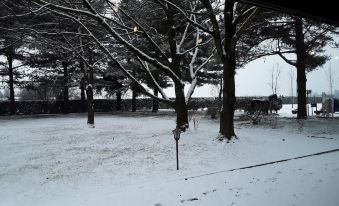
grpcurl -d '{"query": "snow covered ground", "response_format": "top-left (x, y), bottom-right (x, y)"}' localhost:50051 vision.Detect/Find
top-left (0, 110), bottom-right (339, 206)
top-left (279, 103), bottom-right (339, 118)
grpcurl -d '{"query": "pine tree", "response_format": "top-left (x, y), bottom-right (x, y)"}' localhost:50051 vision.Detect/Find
top-left (0, 1), bottom-right (29, 114)
top-left (254, 14), bottom-right (336, 118)
top-left (25, 0), bottom-right (216, 130)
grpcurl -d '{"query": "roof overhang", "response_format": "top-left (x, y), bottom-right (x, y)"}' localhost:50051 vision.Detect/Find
top-left (237, 0), bottom-right (339, 27)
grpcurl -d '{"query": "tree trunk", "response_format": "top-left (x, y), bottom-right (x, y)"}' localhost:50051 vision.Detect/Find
top-left (87, 62), bottom-right (94, 127)
top-left (132, 87), bottom-right (137, 112)
top-left (219, 60), bottom-right (236, 139)
top-left (62, 62), bottom-right (69, 114)
top-left (174, 82), bottom-right (189, 130)
top-left (166, 13), bottom-right (189, 130)
top-left (152, 87), bottom-right (159, 113)
top-left (80, 77), bottom-right (86, 112)
top-left (219, 0), bottom-right (236, 140)
top-left (86, 84), bottom-right (94, 126)
top-left (86, 47), bottom-right (95, 126)
top-left (295, 17), bottom-right (307, 119)
top-left (6, 48), bottom-right (15, 115)
top-left (218, 76), bottom-right (223, 109)
top-left (116, 91), bottom-right (122, 111)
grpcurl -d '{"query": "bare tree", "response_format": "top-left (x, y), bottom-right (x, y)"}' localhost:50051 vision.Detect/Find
top-left (289, 68), bottom-right (295, 108)
top-left (268, 63), bottom-right (281, 94)
top-left (325, 62), bottom-right (335, 98)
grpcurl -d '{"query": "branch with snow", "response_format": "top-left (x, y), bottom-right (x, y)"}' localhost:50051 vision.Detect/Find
top-left (138, 59), bottom-right (169, 100)
top-left (28, 0), bottom-right (219, 106)
top-left (105, 1), bottom-right (168, 61)
top-left (233, 7), bottom-right (261, 44)
top-left (30, 0), bottom-right (182, 84)
top-left (63, 11), bottom-right (173, 104)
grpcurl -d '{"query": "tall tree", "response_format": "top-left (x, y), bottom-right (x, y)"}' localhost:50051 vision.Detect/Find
top-left (27, 0), bottom-right (215, 130)
top-left (0, 4), bottom-right (27, 114)
top-left (261, 16), bottom-right (336, 118)
top-left (197, 0), bottom-right (264, 139)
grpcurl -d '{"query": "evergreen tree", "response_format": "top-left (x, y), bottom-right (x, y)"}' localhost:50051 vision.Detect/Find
top-left (199, 0), bottom-right (271, 139)
top-left (252, 14), bottom-right (336, 118)
top-left (25, 0), bottom-right (215, 129)
top-left (0, 0), bottom-right (29, 114)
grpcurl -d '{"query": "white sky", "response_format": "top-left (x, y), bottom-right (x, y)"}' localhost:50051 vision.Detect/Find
top-left (165, 45), bottom-right (339, 98)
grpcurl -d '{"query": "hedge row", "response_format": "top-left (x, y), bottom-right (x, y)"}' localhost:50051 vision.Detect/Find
top-left (0, 96), bottom-right (321, 115)
top-left (0, 98), bottom-right (217, 115)
top-left (0, 99), bottom-right (154, 115)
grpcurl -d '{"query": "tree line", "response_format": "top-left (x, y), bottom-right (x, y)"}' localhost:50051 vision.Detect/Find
top-left (0, 0), bottom-right (337, 140)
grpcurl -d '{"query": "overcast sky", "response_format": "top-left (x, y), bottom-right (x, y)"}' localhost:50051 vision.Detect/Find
top-left (168, 45), bottom-right (339, 98)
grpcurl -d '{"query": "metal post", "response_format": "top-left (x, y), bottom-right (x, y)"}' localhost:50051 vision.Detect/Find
top-left (173, 128), bottom-right (181, 170)
top-left (176, 139), bottom-right (179, 170)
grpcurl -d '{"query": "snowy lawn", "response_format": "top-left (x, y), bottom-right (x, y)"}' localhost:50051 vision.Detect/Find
top-left (0, 112), bottom-right (339, 206)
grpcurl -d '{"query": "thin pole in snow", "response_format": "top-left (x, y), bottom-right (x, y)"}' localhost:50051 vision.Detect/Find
top-left (176, 139), bottom-right (179, 170)
top-left (173, 128), bottom-right (181, 170)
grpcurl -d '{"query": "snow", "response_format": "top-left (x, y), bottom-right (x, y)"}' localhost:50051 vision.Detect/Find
top-left (279, 103), bottom-right (339, 118)
top-left (0, 111), bottom-right (339, 206)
